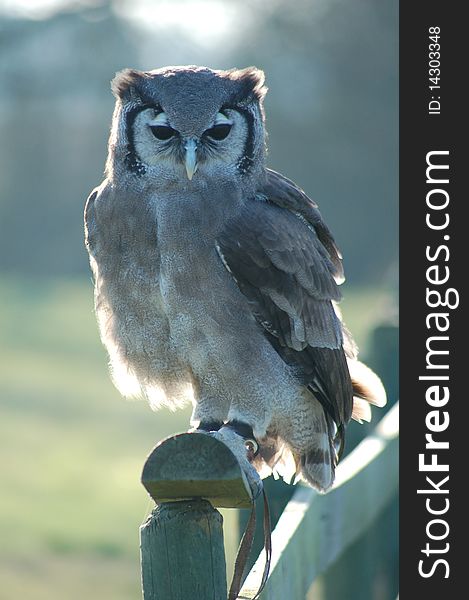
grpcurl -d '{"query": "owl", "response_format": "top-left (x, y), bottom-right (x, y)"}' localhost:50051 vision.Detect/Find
top-left (84, 65), bottom-right (386, 493)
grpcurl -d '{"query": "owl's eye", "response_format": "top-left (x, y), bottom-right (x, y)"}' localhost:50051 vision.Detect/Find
top-left (150, 125), bottom-right (177, 141)
top-left (204, 124), bottom-right (232, 141)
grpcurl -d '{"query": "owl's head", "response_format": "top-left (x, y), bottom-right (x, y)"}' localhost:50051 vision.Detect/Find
top-left (106, 65), bottom-right (267, 188)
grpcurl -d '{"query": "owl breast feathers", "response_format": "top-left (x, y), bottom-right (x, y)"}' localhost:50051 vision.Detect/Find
top-left (84, 65), bottom-right (386, 492)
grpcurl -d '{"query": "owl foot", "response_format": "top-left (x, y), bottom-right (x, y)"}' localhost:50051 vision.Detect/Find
top-left (195, 420), bottom-right (224, 432)
top-left (207, 424), bottom-right (263, 500)
top-left (223, 420), bottom-right (260, 460)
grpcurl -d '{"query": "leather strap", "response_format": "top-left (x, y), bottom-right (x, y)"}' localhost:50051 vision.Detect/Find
top-left (255, 489), bottom-right (272, 599)
top-left (228, 489), bottom-right (272, 600)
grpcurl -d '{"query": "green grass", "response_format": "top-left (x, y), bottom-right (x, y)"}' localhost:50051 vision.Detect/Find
top-left (0, 276), bottom-right (393, 599)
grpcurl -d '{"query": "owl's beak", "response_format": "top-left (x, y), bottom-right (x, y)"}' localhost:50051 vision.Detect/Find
top-left (184, 138), bottom-right (198, 180)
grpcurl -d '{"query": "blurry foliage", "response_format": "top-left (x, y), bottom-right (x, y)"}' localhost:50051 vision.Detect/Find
top-left (0, 0), bottom-right (397, 285)
top-left (0, 276), bottom-right (392, 599)
top-left (0, 2), bottom-right (397, 598)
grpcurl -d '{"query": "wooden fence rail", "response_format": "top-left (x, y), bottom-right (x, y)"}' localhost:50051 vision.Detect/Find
top-left (239, 402), bottom-right (399, 599)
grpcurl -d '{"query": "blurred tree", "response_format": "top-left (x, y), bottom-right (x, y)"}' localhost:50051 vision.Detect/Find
top-left (0, 2), bottom-right (138, 275)
top-left (0, 0), bottom-right (397, 285)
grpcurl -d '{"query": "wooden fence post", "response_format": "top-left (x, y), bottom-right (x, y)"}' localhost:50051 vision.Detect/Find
top-left (139, 432), bottom-right (254, 600)
top-left (140, 499), bottom-right (226, 600)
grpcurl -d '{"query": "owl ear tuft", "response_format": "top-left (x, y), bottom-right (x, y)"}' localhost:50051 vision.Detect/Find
top-left (227, 67), bottom-right (267, 104)
top-left (111, 68), bottom-right (146, 101)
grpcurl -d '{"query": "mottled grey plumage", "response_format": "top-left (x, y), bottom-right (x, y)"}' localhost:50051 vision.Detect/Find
top-left (84, 65), bottom-right (386, 492)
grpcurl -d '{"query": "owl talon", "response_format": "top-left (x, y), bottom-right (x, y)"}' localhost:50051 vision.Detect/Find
top-left (195, 420), bottom-right (224, 432)
top-left (223, 420), bottom-right (260, 460)
top-left (209, 425), bottom-right (263, 499)
top-left (244, 438), bottom-right (259, 460)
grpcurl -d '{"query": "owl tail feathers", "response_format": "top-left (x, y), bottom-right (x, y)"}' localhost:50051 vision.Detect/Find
top-left (297, 435), bottom-right (336, 493)
top-left (348, 359), bottom-right (387, 423)
top-left (256, 432), bottom-right (336, 493)
top-left (281, 361), bottom-right (387, 492)
top-left (255, 361), bottom-right (387, 493)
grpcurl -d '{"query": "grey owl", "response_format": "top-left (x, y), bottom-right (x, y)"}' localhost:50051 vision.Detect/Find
top-left (84, 65), bottom-right (386, 492)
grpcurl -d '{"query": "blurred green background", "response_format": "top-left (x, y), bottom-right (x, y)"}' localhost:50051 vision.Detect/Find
top-left (0, 1), bottom-right (398, 598)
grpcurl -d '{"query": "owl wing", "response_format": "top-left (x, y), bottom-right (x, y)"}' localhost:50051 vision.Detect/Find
top-left (216, 168), bottom-right (353, 453)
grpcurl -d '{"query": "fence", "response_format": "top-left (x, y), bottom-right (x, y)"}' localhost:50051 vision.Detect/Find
top-left (239, 402), bottom-right (399, 599)
top-left (138, 400), bottom-right (399, 599)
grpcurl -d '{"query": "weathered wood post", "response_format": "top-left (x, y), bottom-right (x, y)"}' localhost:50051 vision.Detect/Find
top-left (140, 432), bottom-right (254, 600)
top-left (140, 499), bottom-right (226, 600)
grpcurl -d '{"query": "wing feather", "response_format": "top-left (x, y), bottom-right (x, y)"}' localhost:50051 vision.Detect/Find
top-left (217, 169), bottom-right (354, 447)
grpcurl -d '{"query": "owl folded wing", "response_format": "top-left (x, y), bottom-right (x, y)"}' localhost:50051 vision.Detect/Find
top-left (216, 169), bottom-right (354, 451)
